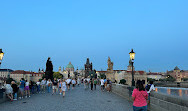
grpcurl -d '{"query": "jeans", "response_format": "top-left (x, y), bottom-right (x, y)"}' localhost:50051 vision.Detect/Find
top-left (31, 86), bottom-right (35, 94)
top-left (13, 93), bottom-right (17, 99)
top-left (94, 84), bottom-right (96, 90)
top-left (133, 105), bottom-right (147, 111)
top-left (37, 85), bottom-right (40, 93)
top-left (47, 86), bottom-right (51, 93)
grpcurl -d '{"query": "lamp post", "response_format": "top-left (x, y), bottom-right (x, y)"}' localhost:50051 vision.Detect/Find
top-left (129, 49), bottom-right (135, 86)
top-left (0, 49), bottom-right (4, 68)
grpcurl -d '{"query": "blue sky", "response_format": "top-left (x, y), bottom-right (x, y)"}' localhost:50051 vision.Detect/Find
top-left (0, 0), bottom-right (188, 72)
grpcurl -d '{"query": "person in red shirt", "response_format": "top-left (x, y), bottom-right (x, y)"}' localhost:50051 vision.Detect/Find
top-left (132, 80), bottom-right (148, 111)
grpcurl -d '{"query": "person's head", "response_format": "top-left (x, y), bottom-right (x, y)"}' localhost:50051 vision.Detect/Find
top-left (54, 78), bottom-right (56, 81)
top-left (25, 80), bottom-right (27, 82)
top-left (38, 79), bottom-right (40, 82)
top-left (149, 81), bottom-right (153, 85)
top-left (11, 81), bottom-right (15, 84)
top-left (43, 78), bottom-right (46, 80)
top-left (63, 79), bottom-right (65, 82)
top-left (48, 79), bottom-right (50, 81)
top-left (136, 80), bottom-right (145, 91)
top-left (21, 78), bottom-right (24, 81)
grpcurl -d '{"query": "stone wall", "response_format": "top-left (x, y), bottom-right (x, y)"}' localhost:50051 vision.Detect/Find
top-left (0, 90), bottom-right (7, 103)
top-left (111, 83), bottom-right (188, 111)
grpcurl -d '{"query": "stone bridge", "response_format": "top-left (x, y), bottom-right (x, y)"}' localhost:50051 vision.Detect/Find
top-left (0, 85), bottom-right (133, 111)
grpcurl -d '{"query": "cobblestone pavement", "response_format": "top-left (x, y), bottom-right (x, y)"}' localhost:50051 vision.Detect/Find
top-left (0, 85), bottom-right (133, 111)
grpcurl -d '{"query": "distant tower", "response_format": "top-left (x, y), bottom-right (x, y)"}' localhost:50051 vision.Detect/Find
top-left (85, 58), bottom-right (93, 78)
top-left (127, 59), bottom-right (135, 71)
top-left (59, 66), bottom-right (61, 72)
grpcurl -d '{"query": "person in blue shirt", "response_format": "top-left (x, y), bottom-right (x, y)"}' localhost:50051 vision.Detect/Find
top-left (19, 78), bottom-right (25, 99)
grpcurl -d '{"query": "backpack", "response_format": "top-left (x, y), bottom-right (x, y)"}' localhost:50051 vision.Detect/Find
top-left (145, 84), bottom-right (151, 91)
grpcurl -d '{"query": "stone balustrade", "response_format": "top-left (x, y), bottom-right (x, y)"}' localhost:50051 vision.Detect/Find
top-left (111, 83), bottom-right (188, 111)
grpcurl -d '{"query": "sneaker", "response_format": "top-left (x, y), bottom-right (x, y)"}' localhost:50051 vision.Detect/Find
top-left (13, 99), bottom-right (17, 101)
top-left (19, 97), bottom-right (22, 99)
top-left (22, 97), bottom-right (23, 99)
top-left (29, 96), bottom-right (30, 98)
top-left (25, 96), bottom-right (27, 98)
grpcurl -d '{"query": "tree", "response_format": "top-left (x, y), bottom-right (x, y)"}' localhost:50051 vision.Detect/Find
top-left (119, 79), bottom-right (126, 84)
top-left (99, 73), bottom-right (106, 79)
top-left (53, 72), bottom-right (63, 79)
top-left (166, 75), bottom-right (176, 82)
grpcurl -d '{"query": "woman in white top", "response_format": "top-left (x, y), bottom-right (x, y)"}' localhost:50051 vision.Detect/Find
top-left (25, 80), bottom-right (30, 98)
top-left (61, 79), bottom-right (67, 97)
top-left (72, 79), bottom-right (76, 89)
top-left (77, 78), bottom-right (81, 86)
top-left (46, 79), bottom-right (52, 93)
top-left (5, 81), bottom-right (13, 101)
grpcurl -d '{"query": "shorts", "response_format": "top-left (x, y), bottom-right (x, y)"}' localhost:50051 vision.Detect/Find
top-left (20, 88), bottom-right (24, 92)
top-left (24, 86), bottom-right (29, 90)
top-left (52, 86), bottom-right (57, 90)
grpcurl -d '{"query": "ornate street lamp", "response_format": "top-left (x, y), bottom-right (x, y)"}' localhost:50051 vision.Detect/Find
top-left (0, 49), bottom-right (4, 67)
top-left (129, 49), bottom-right (135, 86)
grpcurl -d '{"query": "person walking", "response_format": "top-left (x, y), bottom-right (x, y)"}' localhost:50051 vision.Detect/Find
top-left (36, 80), bottom-right (41, 93)
top-left (77, 78), bottom-right (81, 86)
top-left (100, 78), bottom-right (105, 91)
top-left (25, 80), bottom-right (30, 98)
top-left (132, 80), bottom-right (148, 111)
top-left (29, 80), bottom-right (34, 94)
top-left (58, 79), bottom-right (62, 95)
top-left (86, 77), bottom-right (90, 89)
top-left (90, 78), bottom-right (93, 91)
top-left (19, 78), bottom-right (25, 99)
top-left (41, 78), bottom-right (47, 93)
top-left (61, 79), bottom-right (67, 97)
top-left (84, 78), bottom-right (87, 89)
top-left (72, 79), bottom-right (76, 90)
top-left (52, 78), bottom-right (58, 95)
top-left (94, 79), bottom-right (97, 90)
top-left (46, 79), bottom-right (52, 93)
top-left (66, 78), bottom-right (72, 90)
top-left (11, 81), bottom-right (18, 100)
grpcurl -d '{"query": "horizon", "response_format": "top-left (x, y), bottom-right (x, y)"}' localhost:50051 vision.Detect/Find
top-left (1, 0), bottom-right (188, 72)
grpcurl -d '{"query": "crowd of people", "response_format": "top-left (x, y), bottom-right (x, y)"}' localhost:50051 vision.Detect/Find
top-left (83, 77), bottom-right (112, 92)
top-left (2, 77), bottom-right (113, 102)
top-left (3, 76), bottom-right (155, 111)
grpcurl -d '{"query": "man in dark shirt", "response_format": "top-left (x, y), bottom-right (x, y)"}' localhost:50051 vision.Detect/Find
top-left (52, 78), bottom-right (58, 95)
top-left (11, 81), bottom-right (18, 100)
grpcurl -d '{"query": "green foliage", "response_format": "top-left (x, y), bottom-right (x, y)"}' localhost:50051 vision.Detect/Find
top-left (99, 73), bottom-right (106, 79)
top-left (119, 79), bottom-right (126, 84)
top-left (6, 78), bottom-right (14, 84)
top-left (166, 75), bottom-right (176, 82)
top-left (53, 72), bottom-right (63, 79)
top-left (147, 78), bottom-right (156, 82)
top-left (182, 78), bottom-right (188, 81)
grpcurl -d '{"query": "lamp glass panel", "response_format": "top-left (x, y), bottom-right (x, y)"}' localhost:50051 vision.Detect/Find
top-left (0, 53), bottom-right (4, 60)
top-left (129, 53), bottom-right (135, 60)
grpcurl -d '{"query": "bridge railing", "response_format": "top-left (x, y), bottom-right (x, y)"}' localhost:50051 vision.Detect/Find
top-left (111, 83), bottom-right (188, 111)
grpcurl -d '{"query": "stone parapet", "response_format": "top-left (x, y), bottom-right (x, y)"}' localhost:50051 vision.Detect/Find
top-left (111, 83), bottom-right (188, 111)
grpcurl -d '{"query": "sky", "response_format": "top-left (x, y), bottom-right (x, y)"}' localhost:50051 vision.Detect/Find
top-left (0, 0), bottom-right (188, 72)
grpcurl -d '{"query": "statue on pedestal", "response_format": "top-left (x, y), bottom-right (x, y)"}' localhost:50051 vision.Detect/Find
top-left (107, 57), bottom-right (113, 71)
